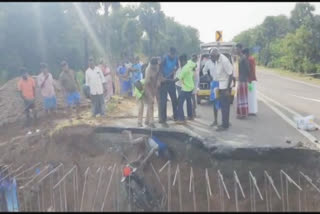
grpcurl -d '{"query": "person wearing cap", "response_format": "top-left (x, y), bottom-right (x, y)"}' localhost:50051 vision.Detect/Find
top-left (17, 67), bottom-right (37, 127)
top-left (59, 61), bottom-right (81, 119)
top-left (85, 57), bottom-right (106, 117)
top-left (37, 63), bottom-right (57, 117)
top-left (158, 47), bottom-right (179, 126)
top-left (210, 47), bottom-right (234, 131)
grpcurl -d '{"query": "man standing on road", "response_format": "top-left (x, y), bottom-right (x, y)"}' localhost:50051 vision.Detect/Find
top-left (37, 63), bottom-right (57, 117)
top-left (176, 54), bottom-right (197, 124)
top-left (210, 48), bottom-right (234, 131)
top-left (135, 57), bottom-right (160, 128)
top-left (159, 47), bottom-right (179, 126)
top-left (59, 61), bottom-right (81, 119)
top-left (17, 67), bottom-right (37, 127)
top-left (236, 45), bottom-right (250, 119)
top-left (85, 57), bottom-right (106, 117)
top-left (243, 48), bottom-right (258, 115)
top-left (203, 51), bottom-right (220, 127)
top-left (191, 54), bottom-right (199, 118)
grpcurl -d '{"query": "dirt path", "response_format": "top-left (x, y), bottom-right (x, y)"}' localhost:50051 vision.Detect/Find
top-left (0, 95), bottom-right (138, 145)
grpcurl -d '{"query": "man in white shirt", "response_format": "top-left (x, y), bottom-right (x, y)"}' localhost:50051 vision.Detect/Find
top-left (210, 48), bottom-right (234, 131)
top-left (85, 57), bottom-right (106, 117)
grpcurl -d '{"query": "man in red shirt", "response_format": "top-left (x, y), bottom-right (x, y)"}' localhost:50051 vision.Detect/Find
top-left (17, 67), bottom-right (37, 126)
top-left (243, 48), bottom-right (258, 115)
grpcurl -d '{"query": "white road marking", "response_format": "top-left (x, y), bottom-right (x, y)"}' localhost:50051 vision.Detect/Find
top-left (258, 92), bottom-right (319, 149)
top-left (289, 94), bottom-right (320, 103)
top-left (258, 91), bottom-right (320, 130)
top-left (259, 69), bottom-right (320, 89)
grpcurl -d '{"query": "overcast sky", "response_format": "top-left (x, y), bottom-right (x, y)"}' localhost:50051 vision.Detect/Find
top-left (123, 2), bottom-right (320, 43)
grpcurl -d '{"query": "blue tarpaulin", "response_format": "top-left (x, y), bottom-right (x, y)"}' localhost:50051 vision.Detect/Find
top-left (0, 173), bottom-right (19, 212)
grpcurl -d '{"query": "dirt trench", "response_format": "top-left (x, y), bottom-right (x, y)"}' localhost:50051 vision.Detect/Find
top-left (1, 125), bottom-right (320, 212)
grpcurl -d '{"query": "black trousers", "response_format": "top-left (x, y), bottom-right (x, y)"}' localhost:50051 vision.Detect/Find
top-left (177, 90), bottom-right (193, 121)
top-left (158, 81), bottom-right (178, 122)
top-left (219, 89), bottom-right (230, 128)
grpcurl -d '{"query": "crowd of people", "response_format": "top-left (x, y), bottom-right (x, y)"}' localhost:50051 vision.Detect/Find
top-left (17, 57), bottom-right (115, 126)
top-left (133, 44), bottom-right (257, 131)
top-left (16, 43), bottom-right (257, 132)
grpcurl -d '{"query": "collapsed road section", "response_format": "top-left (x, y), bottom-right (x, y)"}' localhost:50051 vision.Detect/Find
top-left (1, 125), bottom-right (320, 211)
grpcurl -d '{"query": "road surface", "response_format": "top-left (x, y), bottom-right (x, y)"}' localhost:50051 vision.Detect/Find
top-left (110, 68), bottom-right (320, 150)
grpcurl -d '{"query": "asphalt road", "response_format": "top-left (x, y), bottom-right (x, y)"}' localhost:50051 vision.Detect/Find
top-left (258, 69), bottom-right (320, 123)
top-left (257, 68), bottom-right (320, 144)
top-left (107, 68), bottom-right (320, 150)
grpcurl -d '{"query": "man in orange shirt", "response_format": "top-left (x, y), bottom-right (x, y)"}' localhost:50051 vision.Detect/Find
top-left (17, 67), bottom-right (37, 126)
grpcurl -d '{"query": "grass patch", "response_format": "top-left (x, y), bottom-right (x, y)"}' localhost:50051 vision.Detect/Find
top-left (258, 66), bottom-right (320, 85)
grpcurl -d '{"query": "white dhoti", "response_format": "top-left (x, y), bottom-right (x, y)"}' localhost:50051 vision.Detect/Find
top-left (248, 81), bottom-right (258, 114)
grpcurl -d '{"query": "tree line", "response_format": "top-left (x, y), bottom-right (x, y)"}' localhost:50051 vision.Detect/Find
top-left (233, 3), bottom-right (320, 74)
top-left (0, 2), bottom-right (201, 84)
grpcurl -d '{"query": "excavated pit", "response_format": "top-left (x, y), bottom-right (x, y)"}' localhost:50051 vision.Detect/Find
top-left (1, 125), bottom-right (320, 212)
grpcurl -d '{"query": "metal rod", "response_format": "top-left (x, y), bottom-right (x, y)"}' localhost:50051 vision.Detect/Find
top-left (218, 176), bottom-right (224, 211)
top-left (264, 173), bottom-right (269, 212)
top-left (207, 183), bottom-right (211, 212)
top-left (234, 177), bottom-right (239, 212)
top-left (52, 166), bottom-right (76, 189)
top-left (168, 162), bottom-right (172, 211)
top-left (80, 167), bottom-right (90, 211)
top-left (269, 178), bottom-right (273, 211)
top-left (92, 166), bottom-right (105, 211)
top-left (0, 164), bottom-right (25, 183)
top-left (249, 173), bottom-right (253, 211)
top-left (298, 173), bottom-right (302, 212)
top-left (177, 165), bottom-right (182, 212)
top-left (206, 168), bottom-right (212, 196)
top-left (249, 171), bottom-right (263, 200)
top-left (59, 165), bottom-right (63, 211)
top-left (63, 171), bottom-right (68, 211)
top-left (38, 163), bottom-right (63, 184)
top-left (0, 164), bottom-right (11, 175)
top-left (280, 171), bottom-right (285, 211)
top-left (151, 163), bottom-right (166, 196)
top-left (218, 170), bottom-right (230, 199)
top-left (38, 187), bottom-right (41, 211)
top-left (116, 167), bottom-right (120, 212)
top-left (15, 162), bottom-right (41, 178)
top-left (280, 170), bottom-right (302, 191)
top-left (172, 164), bottom-right (179, 186)
top-left (234, 171), bottom-right (246, 198)
top-left (264, 171), bottom-right (281, 199)
top-left (253, 178), bottom-right (256, 211)
top-left (286, 177), bottom-right (289, 212)
top-left (299, 171), bottom-right (320, 193)
top-left (159, 161), bottom-right (170, 173)
top-left (20, 165), bottom-right (49, 189)
top-left (189, 167), bottom-right (193, 193)
top-left (101, 163), bottom-right (116, 211)
top-left (192, 171), bottom-right (197, 212)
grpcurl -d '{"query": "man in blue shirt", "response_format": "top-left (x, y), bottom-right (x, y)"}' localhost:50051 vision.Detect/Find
top-left (158, 47), bottom-right (179, 126)
top-left (130, 56), bottom-right (143, 84)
